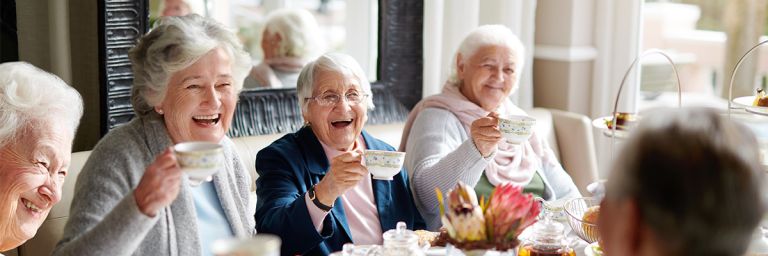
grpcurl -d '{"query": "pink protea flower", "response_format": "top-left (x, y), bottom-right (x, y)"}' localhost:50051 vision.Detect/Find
top-left (436, 181), bottom-right (540, 249)
top-left (484, 183), bottom-right (540, 243)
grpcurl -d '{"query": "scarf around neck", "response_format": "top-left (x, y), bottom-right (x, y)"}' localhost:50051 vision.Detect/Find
top-left (400, 82), bottom-right (547, 186)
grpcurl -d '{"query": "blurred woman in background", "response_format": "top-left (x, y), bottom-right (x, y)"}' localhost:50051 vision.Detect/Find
top-left (245, 8), bottom-right (323, 89)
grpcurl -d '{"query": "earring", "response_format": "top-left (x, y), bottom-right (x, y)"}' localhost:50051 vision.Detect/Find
top-left (156, 109), bottom-right (164, 115)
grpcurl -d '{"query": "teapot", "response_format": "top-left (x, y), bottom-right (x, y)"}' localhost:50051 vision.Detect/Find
top-left (517, 217), bottom-right (575, 256)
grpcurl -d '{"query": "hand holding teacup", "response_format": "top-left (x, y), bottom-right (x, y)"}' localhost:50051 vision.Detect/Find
top-left (134, 147), bottom-right (183, 217)
top-left (470, 112), bottom-right (503, 157)
top-left (314, 149), bottom-right (367, 206)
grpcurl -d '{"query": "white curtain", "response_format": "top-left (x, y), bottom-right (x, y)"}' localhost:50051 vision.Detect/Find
top-left (423, 0), bottom-right (537, 109)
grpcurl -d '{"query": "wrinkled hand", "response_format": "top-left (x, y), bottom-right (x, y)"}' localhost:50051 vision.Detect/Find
top-left (314, 149), bottom-right (367, 206)
top-left (470, 112), bottom-right (502, 157)
top-left (134, 147), bottom-right (182, 217)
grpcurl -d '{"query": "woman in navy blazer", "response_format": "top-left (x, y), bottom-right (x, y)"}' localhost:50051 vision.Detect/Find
top-left (255, 53), bottom-right (425, 255)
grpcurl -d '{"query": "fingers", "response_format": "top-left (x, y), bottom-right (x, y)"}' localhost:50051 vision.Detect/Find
top-left (135, 148), bottom-right (184, 216)
top-left (336, 150), bottom-right (363, 163)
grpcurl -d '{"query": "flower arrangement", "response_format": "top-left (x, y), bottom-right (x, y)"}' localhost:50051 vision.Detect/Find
top-left (436, 181), bottom-right (540, 251)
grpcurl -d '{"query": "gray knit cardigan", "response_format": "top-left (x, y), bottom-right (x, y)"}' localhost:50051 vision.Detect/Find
top-left (53, 112), bottom-right (255, 256)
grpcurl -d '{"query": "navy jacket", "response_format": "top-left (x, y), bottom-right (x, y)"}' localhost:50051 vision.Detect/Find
top-left (255, 126), bottom-right (426, 255)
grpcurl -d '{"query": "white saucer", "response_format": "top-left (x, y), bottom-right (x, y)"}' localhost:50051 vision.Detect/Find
top-left (746, 106), bottom-right (768, 116)
top-left (732, 96), bottom-right (754, 109)
top-left (592, 116), bottom-right (631, 139)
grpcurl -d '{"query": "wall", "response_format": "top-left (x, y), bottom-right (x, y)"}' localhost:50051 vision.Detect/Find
top-left (68, 0), bottom-right (100, 152)
top-left (16, 0), bottom-right (100, 152)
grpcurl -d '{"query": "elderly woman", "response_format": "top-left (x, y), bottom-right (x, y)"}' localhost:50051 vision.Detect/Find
top-left (401, 25), bottom-right (581, 230)
top-left (255, 53), bottom-right (425, 255)
top-left (599, 108), bottom-right (765, 256)
top-left (0, 62), bottom-right (83, 252)
top-left (244, 8), bottom-right (322, 89)
top-left (53, 15), bottom-right (254, 255)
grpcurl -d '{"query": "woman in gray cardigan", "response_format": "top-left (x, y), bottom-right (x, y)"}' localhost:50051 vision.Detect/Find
top-left (400, 25), bottom-right (581, 231)
top-left (54, 15), bottom-right (255, 255)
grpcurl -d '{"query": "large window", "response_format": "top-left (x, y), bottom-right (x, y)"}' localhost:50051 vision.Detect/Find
top-left (639, 0), bottom-right (768, 110)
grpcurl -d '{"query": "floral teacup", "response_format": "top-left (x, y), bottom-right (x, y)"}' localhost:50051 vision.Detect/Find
top-left (498, 115), bottom-right (536, 144)
top-left (364, 150), bottom-right (406, 180)
top-left (173, 141), bottom-right (224, 186)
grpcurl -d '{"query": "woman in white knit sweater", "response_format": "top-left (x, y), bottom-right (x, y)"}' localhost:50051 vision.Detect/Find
top-left (400, 25), bottom-right (581, 230)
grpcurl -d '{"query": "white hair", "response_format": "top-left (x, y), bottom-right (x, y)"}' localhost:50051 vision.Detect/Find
top-left (0, 62), bottom-right (84, 148)
top-left (130, 14), bottom-right (251, 116)
top-left (263, 8), bottom-right (323, 59)
top-left (447, 25), bottom-right (525, 89)
top-left (297, 53), bottom-right (374, 114)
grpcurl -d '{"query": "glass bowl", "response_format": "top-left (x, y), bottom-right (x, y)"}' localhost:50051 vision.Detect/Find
top-left (564, 197), bottom-right (600, 243)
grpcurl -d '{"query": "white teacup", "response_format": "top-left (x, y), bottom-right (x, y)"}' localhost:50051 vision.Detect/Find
top-left (211, 234), bottom-right (281, 256)
top-left (364, 150), bottom-right (406, 180)
top-left (174, 141), bottom-right (224, 186)
top-left (498, 115), bottom-right (536, 144)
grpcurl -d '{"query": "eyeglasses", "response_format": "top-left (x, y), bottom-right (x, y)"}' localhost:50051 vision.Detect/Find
top-left (305, 92), bottom-right (369, 106)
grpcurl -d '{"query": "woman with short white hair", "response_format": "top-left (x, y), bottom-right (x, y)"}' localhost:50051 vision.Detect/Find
top-left (245, 8), bottom-right (323, 89)
top-left (255, 53), bottom-right (424, 255)
top-left (401, 25), bottom-right (580, 230)
top-left (0, 62), bottom-right (83, 252)
top-left (54, 14), bottom-right (255, 255)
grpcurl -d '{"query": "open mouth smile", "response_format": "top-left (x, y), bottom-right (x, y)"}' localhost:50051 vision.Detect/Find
top-left (331, 118), bottom-right (354, 128)
top-left (193, 114), bottom-right (221, 126)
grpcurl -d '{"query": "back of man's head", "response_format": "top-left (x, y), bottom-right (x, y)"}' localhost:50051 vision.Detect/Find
top-left (605, 107), bottom-right (765, 256)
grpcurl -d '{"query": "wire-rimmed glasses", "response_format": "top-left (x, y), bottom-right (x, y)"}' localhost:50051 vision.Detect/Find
top-left (305, 92), bottom-right (370, 106)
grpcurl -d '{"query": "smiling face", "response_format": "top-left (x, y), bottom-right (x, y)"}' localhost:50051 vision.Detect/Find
top-left (457, 45), bottom-right (518, 112)
top-left (155, 47), bottom-right (237, 144)
top-left (0, 120), bottom-right (72, 250)
top-left (303, 70), bottom-right (368, 151)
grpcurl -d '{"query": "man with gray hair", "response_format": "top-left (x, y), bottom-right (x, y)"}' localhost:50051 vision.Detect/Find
top-left (599, 107), bottom-right (766, 256)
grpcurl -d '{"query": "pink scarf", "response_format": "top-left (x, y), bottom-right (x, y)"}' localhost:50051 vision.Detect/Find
top-left (249, 57), bottom-right (305, 88)
top-left (400, 82), bottom-right (548, 186)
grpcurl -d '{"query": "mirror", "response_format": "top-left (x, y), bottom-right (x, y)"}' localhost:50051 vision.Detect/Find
top-left (149, 0), bottom-right (380, 89)
top-left (97, 0), bottom-right (423, 136)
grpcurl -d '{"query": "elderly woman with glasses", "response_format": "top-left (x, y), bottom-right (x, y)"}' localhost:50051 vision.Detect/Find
top-left (255, 53), bottom-right (425, 255)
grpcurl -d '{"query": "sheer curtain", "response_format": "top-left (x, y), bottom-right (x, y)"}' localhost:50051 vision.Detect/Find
top-left (423, 0), bottom-right (537, 109)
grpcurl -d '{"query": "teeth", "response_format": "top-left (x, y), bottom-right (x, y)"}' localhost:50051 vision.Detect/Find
top-left (23, 199), bottom-right (42, 212)
top-left (193, 114), bottom-right (219, 120)
top-left (332, 119), bottom-right (353, 123)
